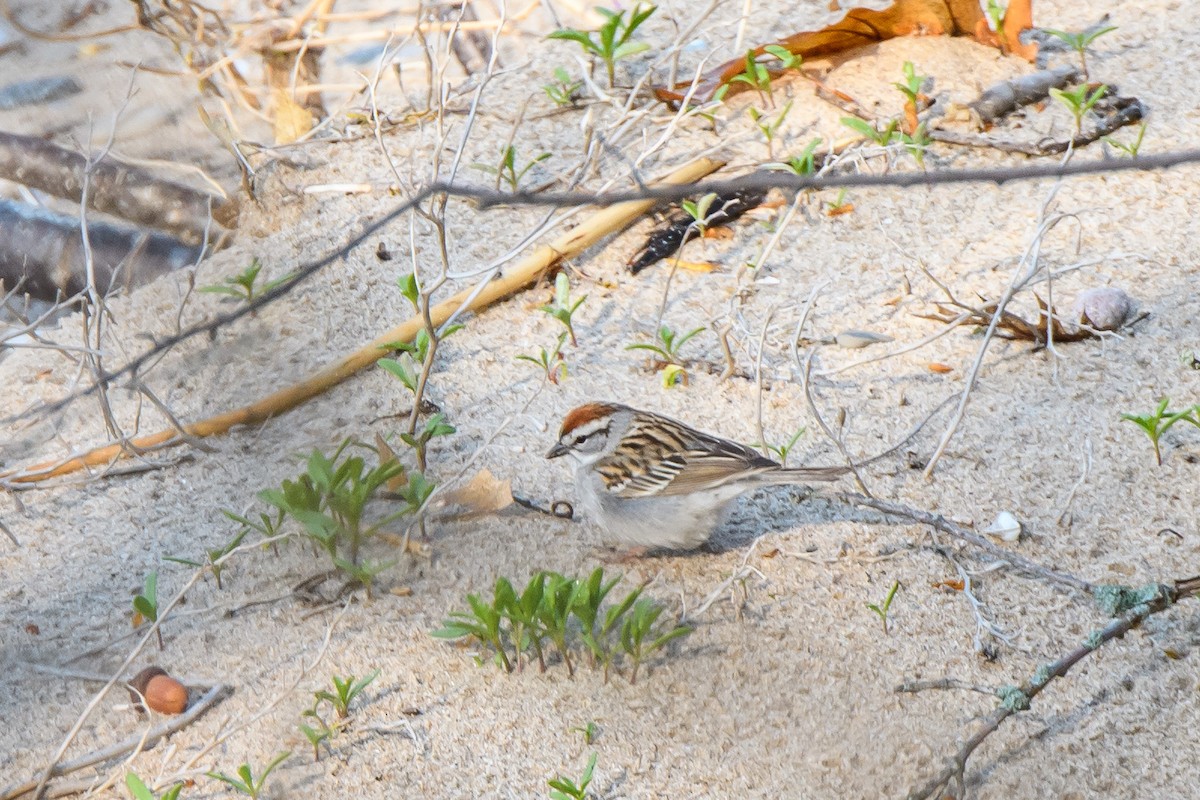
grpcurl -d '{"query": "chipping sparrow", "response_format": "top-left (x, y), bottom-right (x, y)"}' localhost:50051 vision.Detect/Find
top-left (546, 402), bottom-right (846, 552)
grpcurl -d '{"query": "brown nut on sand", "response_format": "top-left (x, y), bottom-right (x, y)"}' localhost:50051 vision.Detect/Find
top-left (127, 666), bottom-right (189, 715)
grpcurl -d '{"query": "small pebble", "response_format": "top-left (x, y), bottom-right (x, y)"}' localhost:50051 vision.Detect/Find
top-left (1072, 287), bottom-right (1136, 331)
top-left (982, 511), bottom-right (1022, 543)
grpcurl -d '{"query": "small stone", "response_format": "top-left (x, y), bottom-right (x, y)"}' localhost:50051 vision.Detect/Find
top-left (1072, 287), bottom-right (1136, 331)
top-left (983, 511), bottom-right (1022, 542)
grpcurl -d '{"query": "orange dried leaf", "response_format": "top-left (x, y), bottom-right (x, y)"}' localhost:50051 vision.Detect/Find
top-left (826, 202), bottom-right (856, 217)
top-left (927, 362), bottom-right (954, 373)
top-left (931, 578), bottom-right (965, 591)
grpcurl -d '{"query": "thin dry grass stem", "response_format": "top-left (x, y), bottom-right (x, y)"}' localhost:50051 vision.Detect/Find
top-left (752, 308), bottom-right (777, 459)
top-left (895, 678), bottom-right (995, 695)
top-left (790, 283), bottom-right (871, 494)
top-left (1056, 437), bottom-right (1093, 525)
top-left (921, 152), bottom-right (1073, 477)
top-left (928, 531), bottom-right (1014, 655)
top-left (846, 494), bottom-right (1092, 593)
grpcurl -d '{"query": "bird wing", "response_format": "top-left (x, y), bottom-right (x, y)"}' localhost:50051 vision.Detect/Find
top-left (596, 425), bottom-right (779, 499)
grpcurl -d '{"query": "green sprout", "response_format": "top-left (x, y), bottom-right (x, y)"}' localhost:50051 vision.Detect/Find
top-left (753, 426), bottom-right (807, 466)
top-left (548, 753), bottom-right (597, 800)
top-left (893, 61), bottom-right (925, 108)
top-left (766, 137), bottom-right (823, 176)
top-left (316, 670), bottom-right (380, 718)
top-left (516, 331), bottom-right (570, 384)
top-left (747, 100), bottom-right (793, 157)
top-left (473, 145), bottom-right (552, 192)
top-left (547, 3), bottom-right (656, 87)
top-left (985, 0), bottom-right (1007, 48)
top-left (626, 324), bottom-right (705, 387)
top-left (619, 597), bottom-right (693, 684)
top-left (133, 571), bottom-right (164, 649)
top-left (680, 192), bottom-right (719, 237)
top-left (206, 752), bottom-right (290, 799)
top-left (165, 527), bottom-right (248, 590)
top-left (1042, 25), bottom-right (1117, 81)
top-left (1049, 83), bottom-right (1108, 135)
top-left (1103, 121), bottom-right (1146, 158)
top-left (1120, 398), bottom-right (1200, 465)
top-left (899, 122), bottom-right (930, 168)
top-left (540, 272), bottom-right (587, 345)
top-left (841, 116), bottom-right (899, 146)
top-left (257, 439), bottom-right (413, 591)
top-left (866, 579), bottom-right (901, 635)
top-left (570, 721), bottom-right (600, 745)
top-left (543, 67), bottom-right (583, 106)
top-left (126, 773), bottom-right (185, 800)
top-left (199, 258), bottom-right (294, 308)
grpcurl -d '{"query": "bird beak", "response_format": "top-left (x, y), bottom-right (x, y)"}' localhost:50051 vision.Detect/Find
top-left (546, 441), bottom-right (569, 459)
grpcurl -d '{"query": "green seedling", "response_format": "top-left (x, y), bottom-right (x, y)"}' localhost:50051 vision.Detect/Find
top-left (473, 145), bottom-right (552, 192)
top-left (754, 426), bottom-right (807, 467)
top-left (626, 324), bottom-right (705, 387)
top-left (432, 579), bottom-right (514, 672)
top-left (680, 192), bottom-right (719, 236)
top-left (537, 572), bottom-right (579, 676)
top-left (543, 67), bottom-right (583, 106)
top-left (399, 413), bottom-right (456, 455)
top-left (206, 752), bottom-right (290, 799)
top-left (126, 773), bottom-right (185, 800)
top-left (866, 579), bottom-right (901, 635)
top-left (729, 49), bottom-right (772, 104)
top-left (517, 331), bottom-right (570, 385)
top-left (132, 571), bottom-right (164, 649)
top-left (397, 271), bottom-right (420, 309)
top-left (540, 272), bottom-right (587, 345)
top-left (298, 716), bottom-right (333, 761)
top-left (257, 439), bottom-right (409, 590)
top-left (570, 721), bottom-right (600, 745)
top-left (619, 597), bottom-right (693, 684)
top-left (766, 137), bottom-right (823, 176)
top-left (841, 116), bottom-right (899, 146)
top-left (825, 188), bottom-right (852, 214)
top-left (764, 44), bottom-right (802, 71)
top-left (571, 567), bottom-right (622, 666)
top-left (165, 527), bottom-right (248, 590)
top-left (748, 100), bottom-right (793, 157)
top-left (1120, 398), bottom-right (1200, 465)
top-left (379, 322), bottom-right (465, 396)
top-left (1042, 25), bottom-right (1117, 81)
top-left (496, 573), bottom-right (548, 670)
top-left (548, 753), bottom-right (597, 800)
top-left (199, 258), bottom-right (294, 308)
top-left (316, 669), bottom-right (380, 718)
top-left (1049, 83), bottom-right (1108, 135)
top-left (1103, 121), bottom-right (1146, 158)
top-left (547, 3), bottom-right (656, 87)
top-left (893, 60), bottom-right (925, 109)
top-left (899, 121), bottom-right (930, 168)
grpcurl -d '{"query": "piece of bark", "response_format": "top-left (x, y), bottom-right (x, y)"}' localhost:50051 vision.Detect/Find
top-left (967, 64), bottom-right (1078, 125)
top-left (0, 131), bottom-right (237, 243)
top-left (0, 199), bottom-right (202, 301)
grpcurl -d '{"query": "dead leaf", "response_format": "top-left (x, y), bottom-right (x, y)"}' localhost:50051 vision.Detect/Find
top-left (390, 586), bottom-right (414, 598)
top-left (931, 578), bottom-right (965, 591)
top-left (272, 88), bottom-right (314, 144)
top-left (432, 468), bottom-right (514, 519)
top-left (374, 434), bottom-right (408, 493)
top-left (655, 0), bottom-right (1037, 103)
top-left (927, 362), bottom-right (954, 373)
top-left (826, 202), bottom-right (855, 217)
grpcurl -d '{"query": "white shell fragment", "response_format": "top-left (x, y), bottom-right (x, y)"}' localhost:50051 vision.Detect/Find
top-left (983, 511), bottom-right (1023, 543)
top-left (1071, 287), bottom-right (1136, 332)
top-left (833, 329), bottom-right (895, 349)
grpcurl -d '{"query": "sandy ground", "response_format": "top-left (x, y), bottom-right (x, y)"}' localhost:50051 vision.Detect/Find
top-left (3, 0), bottom-right (1200, 798)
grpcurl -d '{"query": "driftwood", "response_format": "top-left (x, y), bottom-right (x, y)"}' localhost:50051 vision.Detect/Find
top-left (0, 200), bottom-right (203, 301)
top-left (0, 131), bottom-right (237, 242)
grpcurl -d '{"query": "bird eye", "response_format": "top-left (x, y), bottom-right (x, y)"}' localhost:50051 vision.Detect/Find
top-left (573, 434), bottom-right (587, 445)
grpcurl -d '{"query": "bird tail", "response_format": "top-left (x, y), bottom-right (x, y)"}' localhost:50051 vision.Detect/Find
top-left (758, 465), bottom-right (848, 484)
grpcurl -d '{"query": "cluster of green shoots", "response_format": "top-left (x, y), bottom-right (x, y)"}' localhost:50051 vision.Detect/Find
top-left (299, 670), bottom-right (380, 760)
top-left (1121, 398), bottom-right (1200, 465)
top-left (840, 61), bottom-right (930, 167)
top-left (199, 257), bottom-right (295, 309)
top-left (626, 324), bottom-right (704, 388)
top-left (433, 568), bottom-right (692, 683)
top-left (518, 272), bottom-right (586, 384)
top-left (547, 3), bottom-right (656, 88)
top-left (254, 437), bottom-right (435, 591)
top-left (473, 145), bottom-right (552, 193)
